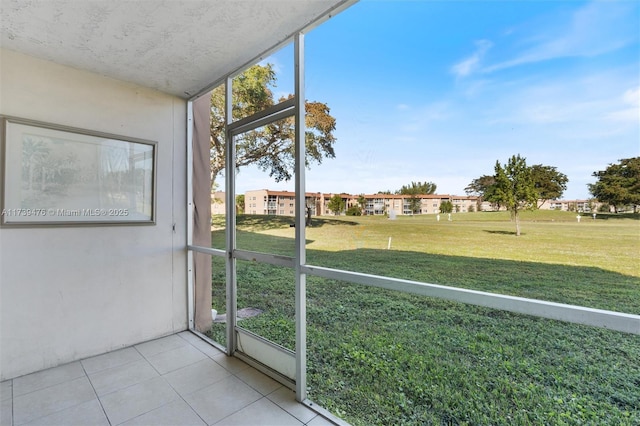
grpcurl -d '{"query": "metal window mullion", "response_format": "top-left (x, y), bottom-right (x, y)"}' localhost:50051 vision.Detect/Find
top-left (294, 32), bottom-right (307, 402)
top-left (187, 245), bottom-right (226, 257)
top-left (186, 101), bottom-right (195, 330)
top-left (225, 76), bottom-right (238, 356)
top-left (229, 108), bottom-right (294, 138)
top-left (234, 249), bottom-right (295, 269)
top-left (227, 98), bottom-right (295, 135)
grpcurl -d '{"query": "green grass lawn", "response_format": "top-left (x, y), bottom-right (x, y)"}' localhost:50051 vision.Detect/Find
top-left (207, 211), bottom-right (640, 425)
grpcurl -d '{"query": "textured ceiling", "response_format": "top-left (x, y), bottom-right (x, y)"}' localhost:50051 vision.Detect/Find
top-left (0, 0), bottom-right (354, 98)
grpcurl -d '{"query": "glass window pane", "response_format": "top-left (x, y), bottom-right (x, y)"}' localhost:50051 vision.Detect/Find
top-left (234, 119), bottom-right (297, 258)
top-left (228, 44), bottom-right (294, 122)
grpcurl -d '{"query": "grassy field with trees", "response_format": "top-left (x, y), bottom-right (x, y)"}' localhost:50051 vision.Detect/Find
top-left (208, 211), bottom-right (639, 425)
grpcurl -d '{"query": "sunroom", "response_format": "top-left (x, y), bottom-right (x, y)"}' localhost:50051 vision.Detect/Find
top-left (1, 1), bottom-right (639, 425)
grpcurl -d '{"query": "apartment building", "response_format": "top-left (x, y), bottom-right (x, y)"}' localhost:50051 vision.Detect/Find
top-left (540, 199), bottom-right (603, 212)
top-left (239, 190), bottom-right (480, 217)
top-left (211, 191), bottom-right (226, 215)
top-left (362, 194), bottom-right (454, 216)
top-left (244, 189), bottom-right (325, 216)
top-left (214, 189), bottom-right (603, 217)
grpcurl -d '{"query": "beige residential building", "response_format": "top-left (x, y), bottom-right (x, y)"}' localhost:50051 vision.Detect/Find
top-left (450, 195), bottom-right (478, 213)
top-left (361, 194), bottom-right (451, 216)
top-left (538, 199), bottom-right (601, 212)
top-left (214, 189), bottom-right (602, 217)
top-left (482, 199), bottom-right (602, 213)
top-left (241, 190), bottom-right (481, 217)
top-left (211, 191), bottom-right (226, 215)
top-left (244, 189), bottom-right (325, 216)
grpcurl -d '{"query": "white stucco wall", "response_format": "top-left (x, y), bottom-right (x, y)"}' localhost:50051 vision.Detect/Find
top-left (0, 49), bottom-right (188, 380)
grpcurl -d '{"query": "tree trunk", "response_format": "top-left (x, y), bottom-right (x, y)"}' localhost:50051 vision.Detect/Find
top-left (515, 211), bottom-right (521, 236)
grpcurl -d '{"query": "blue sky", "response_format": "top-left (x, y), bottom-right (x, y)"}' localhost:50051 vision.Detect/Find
top-left (236, 0), bottom-right (639, 200)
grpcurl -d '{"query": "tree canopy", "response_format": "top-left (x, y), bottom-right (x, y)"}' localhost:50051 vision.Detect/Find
top-left (357, 195), bottom-right (367, 212)
top-left (464, 175), bottom-right (495, 197)
top-left (530, 164), bottom-right (568, 208)
top-left (327, 194), bottom-right (345, 216)
top-left (378, 182), bottom-right (437, 197)
top-left (346, 205), bottom-right (362, 216)
top-left (588, 157), bottom-right (640, 213)
top-left (487, 154), bottom-right (538, 236)
top-left (209, 64), bottom-right (336, 188)
top-left (465, 174), bottom-right (498, 210)
top-left (235, 194), bottom-right (245, 214)
top-left (467, 163), bottom-right (568, 212)
top-left (440, 201), bottom-right (453, 214)
top-left (398, 181), bottom-right (437, 195)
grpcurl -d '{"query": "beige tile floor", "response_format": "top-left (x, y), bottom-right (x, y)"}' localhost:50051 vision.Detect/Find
top-left (0, 332), bottom-right (337, 426)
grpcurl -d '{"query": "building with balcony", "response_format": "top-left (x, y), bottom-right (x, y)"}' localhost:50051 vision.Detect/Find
top-left (237, 189), bottom-right (607, 217)
top-left (539, 199), bottom-right (604, 212)
top-left (241, 190), bottom-right (479, 217)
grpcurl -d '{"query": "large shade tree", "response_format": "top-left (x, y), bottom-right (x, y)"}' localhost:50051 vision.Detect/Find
top-left (530, 164), bottom-right (568, 208)
top-left (467, 164), bottom-right (568, 211)
top-left (487, 154), bottom-right (538, 236)
top-left (588, 157), bottom-right (640, 213)
top-left (209, 64), bottom-right (336, 188)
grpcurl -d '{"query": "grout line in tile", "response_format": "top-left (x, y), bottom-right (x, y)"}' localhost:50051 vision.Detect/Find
top-left (11, 363), bottom-right (85, 400)
top-left (81, 357), bottom-right (111, 426)
top-left (132, 344), bottom-right (169, 380)
top-left (162, 381), bottom-right (209, 426)
top-left (208, 395), bottom-right (267, 426)
top-left (81, 349), bottom-right (143, 378)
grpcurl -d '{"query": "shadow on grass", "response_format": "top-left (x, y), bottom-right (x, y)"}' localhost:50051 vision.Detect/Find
top-left (210, 228), bottom-right (640, 314)
top-left (595, 212), bottom-right (640, 220)
top-left (210, 228), bottom-right (314, 254)
top-left (308, 247), bottom-right (640, 314)
top-left (211, 214), bottom-right (359, 231)
top-left (483, 230), bottom-right (521, 235)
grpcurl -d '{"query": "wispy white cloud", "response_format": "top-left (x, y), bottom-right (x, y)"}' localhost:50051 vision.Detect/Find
top-left (450, 39), bottom-right (492, 77)
top-left (605, 87), bottom-right (640, 122)
top-left (484, 71), bottom-right (639, 130)
top-left (484, 0), bottom-right (638, 73)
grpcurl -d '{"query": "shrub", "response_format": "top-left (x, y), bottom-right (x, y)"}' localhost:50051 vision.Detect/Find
top-left (346, 205), bottom-right (362, 216)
